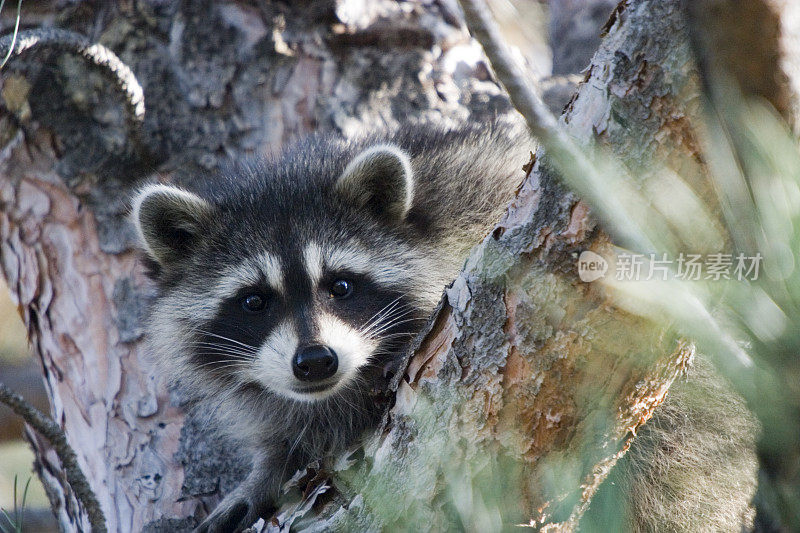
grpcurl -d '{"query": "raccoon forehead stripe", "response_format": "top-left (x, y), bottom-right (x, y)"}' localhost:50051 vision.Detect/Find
top-left (325, 246), bottom-right (411, 287)
top-left (217, 252), bottom-right (285, 296)
top-left (303, 242), bottom-right (324, 287)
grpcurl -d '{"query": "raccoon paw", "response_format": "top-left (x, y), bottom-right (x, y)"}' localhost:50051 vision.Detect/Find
top-left (193, 494), bottom-right (276, 533)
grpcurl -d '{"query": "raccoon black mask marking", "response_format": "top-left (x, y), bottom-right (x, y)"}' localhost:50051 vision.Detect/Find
top-left (132, 122), bottom-right (531, 532)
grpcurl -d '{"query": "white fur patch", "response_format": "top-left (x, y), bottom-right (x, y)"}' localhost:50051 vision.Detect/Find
top-left (256, 251), bottom-right (285, 293)
top-left (247, 312), bottom-right (377, 402)
top-left (307, 239), bottom-right (442, 308)
top-left (315, 311), bottom-right (377, 389)
top-left (251, 320), bottom-right (299, 396)
top-left (303, 242), bottom-right (324, 287)
top-left (325, 245), bottom-right (408, 287)
top-left (217, 252), bottom-right (285, 297)
top-left (303, 240), bottom-right (418, 293)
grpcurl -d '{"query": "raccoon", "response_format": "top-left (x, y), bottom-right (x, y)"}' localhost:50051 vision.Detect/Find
top-left (131, 121), bottom-right (758, 532)
top-left (131, 121), bottom-right (531, 531)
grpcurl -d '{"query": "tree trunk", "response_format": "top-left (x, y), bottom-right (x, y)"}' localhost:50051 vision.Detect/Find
top-left (0, 0), bottom-right (779, 531)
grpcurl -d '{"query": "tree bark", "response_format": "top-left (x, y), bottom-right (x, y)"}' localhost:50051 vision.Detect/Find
top-left (0, 0), bottom-right (771, 531)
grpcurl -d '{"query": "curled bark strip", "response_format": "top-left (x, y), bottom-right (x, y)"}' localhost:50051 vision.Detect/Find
top-left (0, 28), bottom-right (147, 156)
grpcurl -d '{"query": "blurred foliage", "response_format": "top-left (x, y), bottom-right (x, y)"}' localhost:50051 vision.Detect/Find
top-left (0, 285), bottom-right (48, 521)
top-left (0, 475), bottom-right (28, 533)
top-left (0, 444), bottom-right (47, 521)
top-left (546, 83), bottom-right (800, 529)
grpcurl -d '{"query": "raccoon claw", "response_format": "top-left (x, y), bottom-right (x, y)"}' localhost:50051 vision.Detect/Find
top-left (194, 496), bottom-right (275, 533)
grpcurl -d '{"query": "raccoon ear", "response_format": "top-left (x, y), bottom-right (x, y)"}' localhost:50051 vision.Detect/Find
top-left (130, 184), bottom-right (213, 265)
top-left (335, 144), bottom-right (414, 220)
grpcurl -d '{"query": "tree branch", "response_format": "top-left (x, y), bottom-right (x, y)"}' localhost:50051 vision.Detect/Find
top-left (0, 28), bottom-right (149, 159)
top-left (458, 0), bottom-right (657, 253)
top-left (0, 381), bottom-right (106, 533)
top-left (458, 0), bottom-right (559, 141)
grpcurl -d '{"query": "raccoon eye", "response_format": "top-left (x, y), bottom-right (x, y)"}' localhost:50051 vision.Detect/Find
top-left (241, 293), bottom-right (267, 313)
top-left (329, 279), bottom-right (353, 299)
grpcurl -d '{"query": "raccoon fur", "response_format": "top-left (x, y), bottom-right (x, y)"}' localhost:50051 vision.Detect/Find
top-left (131, 121), bottom-right (758, 532)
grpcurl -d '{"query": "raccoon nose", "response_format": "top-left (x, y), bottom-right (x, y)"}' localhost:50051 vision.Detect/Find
top-left (292, 345), bottom-right (338, 381)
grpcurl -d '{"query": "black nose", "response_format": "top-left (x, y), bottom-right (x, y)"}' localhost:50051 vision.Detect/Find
top-left (292, 345), bottom-right (338, 382)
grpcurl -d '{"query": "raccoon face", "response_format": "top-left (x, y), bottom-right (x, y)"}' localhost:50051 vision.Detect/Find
top-left (132, 144), bottom-right (433, 403)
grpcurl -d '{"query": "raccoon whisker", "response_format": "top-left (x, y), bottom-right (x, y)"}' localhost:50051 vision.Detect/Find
top-left (360, 300), bottom-right (415, 336)
top-left (366, 300), bottom-right (414, 322)
top-left (330, 388), bottom-right (364, 420)
top-left (194, 360), bottom-right (250, 369)
top-left (364, 317), bottom-right (425, 339)
top-left (361, 305), bottom-right (416, 337)
top-left (194, 356), bottom-right (250, 366)
top-left (376, 332), bottom-right (418, 339)
top-left (371, 315), bottom-right (424, 332)
top-left (359, 296), bottom-right (404, 330)
top-left (254, 342), bottom-right (284, 360)
top-left (196, 362), bottom-right (247, 373)
top-left (191, 344), bottom-right (258, 358)
top-left (375, 309), bottom-right (423, 325)
top-left (282, 421), bottom-right (311, 482)
top-left (251, 385), bottom-right (275, 410)
top-left (193, 354), bottom-right (252, 364)
top-left (191, 345), bottom-right (256, 356)
top-left (193, 329), bottom-right (259, 351)
top-left (192, 339), bottom-right (257, 349)
top-left (191, 342), bottom-right (257, 353)
top-left (194, 352), bottom-right (255, 361)
top-left (195, 336), bottom-right (257, 353)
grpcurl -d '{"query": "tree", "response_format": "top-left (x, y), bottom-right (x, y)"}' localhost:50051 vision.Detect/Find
top-left (0, 0), bottom-right (797, 531)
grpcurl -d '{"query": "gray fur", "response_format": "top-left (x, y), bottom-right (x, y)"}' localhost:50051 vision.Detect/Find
top-left (620, 358), bottom-right (759, 532)
top-left (585, 357), bottom-right (759, 532)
